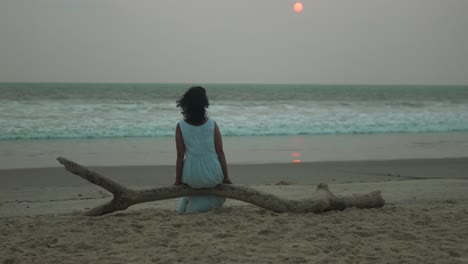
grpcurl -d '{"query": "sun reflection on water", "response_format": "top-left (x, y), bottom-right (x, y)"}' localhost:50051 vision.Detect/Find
top-left (291, 151), bottom-right (302, 163)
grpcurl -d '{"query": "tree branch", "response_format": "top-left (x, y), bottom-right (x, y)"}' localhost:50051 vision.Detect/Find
top-left (57, 157), bottom-right (385, 216)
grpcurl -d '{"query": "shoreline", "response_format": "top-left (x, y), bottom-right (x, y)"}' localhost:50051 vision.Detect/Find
top-left (1, 131), bottom-right (468, 169)
top-left (2, 157), bottom-right (468, 189)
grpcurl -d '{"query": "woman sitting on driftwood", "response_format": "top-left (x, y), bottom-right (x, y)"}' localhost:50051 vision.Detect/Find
top-left (174, 86), bottom-right (233, 214)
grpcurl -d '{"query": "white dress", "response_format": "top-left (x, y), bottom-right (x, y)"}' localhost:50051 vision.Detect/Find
top-left (176, 118), bottom-right (225, 214)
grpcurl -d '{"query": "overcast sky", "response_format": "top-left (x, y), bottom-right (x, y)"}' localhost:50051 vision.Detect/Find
top-left (1, 0), bottom-right (467, 84)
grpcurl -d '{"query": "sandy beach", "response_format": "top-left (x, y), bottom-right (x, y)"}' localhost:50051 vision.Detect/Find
top-left (1, 154), bottom-right (468, 263)
top-left (1, 132), bottom-right (468, 263)
top-left (2, 201), bottom-right (468, 264)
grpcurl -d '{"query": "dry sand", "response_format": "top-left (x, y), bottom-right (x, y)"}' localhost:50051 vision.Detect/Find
top-left (1, 202), bottom-right (468, 264)
top-left (1, 158), bottom-right (468, 263)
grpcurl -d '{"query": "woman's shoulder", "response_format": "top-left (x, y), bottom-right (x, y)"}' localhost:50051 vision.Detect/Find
top-left (207, 118), bottom-right (216, 127)
top-left (180, 118), bottom-right (213, 127)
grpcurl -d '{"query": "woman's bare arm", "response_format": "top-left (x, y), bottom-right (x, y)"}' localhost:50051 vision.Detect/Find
top-left (175, 123), bottom-right (185, 185)
top-left (214, 122), bottom-right (231, 184)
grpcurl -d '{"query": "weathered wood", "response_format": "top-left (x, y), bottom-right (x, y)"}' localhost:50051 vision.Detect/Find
top-left (57, 157), bottom-right (385, 216)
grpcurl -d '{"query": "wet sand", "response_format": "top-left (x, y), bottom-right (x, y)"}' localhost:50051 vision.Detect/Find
top-left (2, 132), bottom-right (468, 169)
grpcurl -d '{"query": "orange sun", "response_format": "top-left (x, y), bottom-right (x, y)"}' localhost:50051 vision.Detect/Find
top-left (293, 2), bottom-right (304, 13)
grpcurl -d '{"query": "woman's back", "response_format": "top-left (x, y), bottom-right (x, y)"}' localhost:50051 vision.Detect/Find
top-left (179, 118), bottom-right (216, 157)
top-left (178, 118), bottom-right (224, 189)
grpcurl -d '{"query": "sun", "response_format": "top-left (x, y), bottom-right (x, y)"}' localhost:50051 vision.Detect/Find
top-left (293, 2), bottom-right (304, 13)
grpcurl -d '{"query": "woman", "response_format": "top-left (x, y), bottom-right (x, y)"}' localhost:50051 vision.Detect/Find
top-left (175, 86), bottom-right (232, 214)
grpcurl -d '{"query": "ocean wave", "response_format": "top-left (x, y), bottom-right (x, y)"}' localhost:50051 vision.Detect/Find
top-left (1, 84), bottom-right (468, 140)
top-left (2, 126), bottom-right (468, 140)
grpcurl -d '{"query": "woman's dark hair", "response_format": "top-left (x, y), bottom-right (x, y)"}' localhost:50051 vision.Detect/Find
top-left (176, 86), bottom-right (210, 124)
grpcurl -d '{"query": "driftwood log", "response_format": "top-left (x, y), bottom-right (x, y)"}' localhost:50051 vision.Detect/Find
top-left (57, 157), bottom-right (385, 216)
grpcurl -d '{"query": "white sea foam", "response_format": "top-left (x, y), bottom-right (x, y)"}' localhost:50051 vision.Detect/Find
top-left (1, 84), bottom-right (468, 140)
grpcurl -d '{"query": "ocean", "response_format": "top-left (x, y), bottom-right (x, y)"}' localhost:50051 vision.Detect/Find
top-left (1, 83), bottom-right (468, 140)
